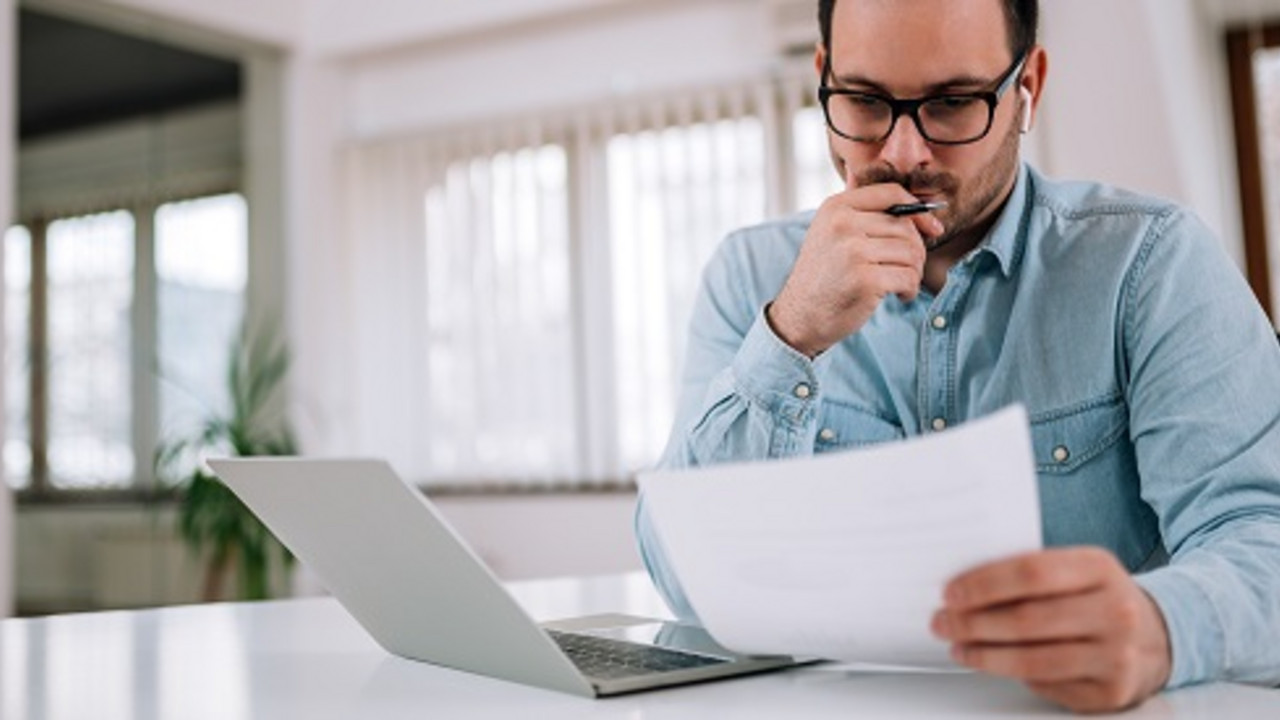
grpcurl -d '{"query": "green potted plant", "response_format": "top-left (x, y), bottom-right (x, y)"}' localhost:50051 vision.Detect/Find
top-left (155, 322), bottom-right (296, 601)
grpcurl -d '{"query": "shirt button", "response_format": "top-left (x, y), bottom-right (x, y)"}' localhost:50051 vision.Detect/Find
top-left (818, 428), bottom-right (836, 442)
top-left (931, 417), bottom-right (947, 432)
top-left (793, 383), bottom-right (812, 399)
top-left (1053, 446), bottom-right (1070, 463)
top-left (931, 315), bottom-right (948, 330)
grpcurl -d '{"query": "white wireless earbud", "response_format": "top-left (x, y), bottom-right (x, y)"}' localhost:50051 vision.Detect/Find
top-left (1018, 87), bottom-right (1033, 133)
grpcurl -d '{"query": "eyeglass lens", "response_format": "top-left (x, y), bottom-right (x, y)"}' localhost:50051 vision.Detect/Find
top-left (825, 95), bottom-right (992, 144)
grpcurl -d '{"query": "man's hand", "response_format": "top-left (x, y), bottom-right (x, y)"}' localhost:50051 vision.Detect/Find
top-left (767, 181), bottom-right (943, 358)
top-left (931, 547), bottom-right (1172, 714)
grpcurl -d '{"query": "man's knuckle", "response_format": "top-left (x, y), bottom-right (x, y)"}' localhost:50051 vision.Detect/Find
top-left (867, 270), bottom-right (894, 294)
top-left (831, 211), bottom-right (861, 236)
top-left (817, 195), bottom-right (842, 216)
top-left (1115, 641), bottom-right (1141, 670)
top-left (1015, 557), bottom-right (1046, 588)
top-left (1085, 546), bottom-right (1114, 565)
top-left (846, 241), bottom-right (871, 265)
top-left (911, 243), bottom-right (927, 267)
top-left (1114, 599), bottom-right (1141, 634)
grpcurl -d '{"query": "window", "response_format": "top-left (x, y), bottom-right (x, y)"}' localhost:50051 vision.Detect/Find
top-left (155, 193), bottom-right (248, 472)
top-left (46, 210), bottom-right (135, 489)
top-left (5, 226), bottom-right (31, 488)
top-left (5, 194), bottom-right (248, 493)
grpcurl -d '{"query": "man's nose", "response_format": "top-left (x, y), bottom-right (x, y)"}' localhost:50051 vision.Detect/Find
top-left (877, 114), bottom-right (934, 174)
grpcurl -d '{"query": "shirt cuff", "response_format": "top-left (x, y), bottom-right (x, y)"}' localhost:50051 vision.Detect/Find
top-left (731, 305), bottom-right (820, 423)
top-left (1135, 565), bottom-right (1223, 688)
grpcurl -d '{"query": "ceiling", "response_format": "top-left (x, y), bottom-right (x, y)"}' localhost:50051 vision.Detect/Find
top-left (18, 8), bottom-right (241, 141)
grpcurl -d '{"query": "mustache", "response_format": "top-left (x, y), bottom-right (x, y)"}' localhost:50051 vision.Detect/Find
top-left (853, 166), bottom-right (958, 196)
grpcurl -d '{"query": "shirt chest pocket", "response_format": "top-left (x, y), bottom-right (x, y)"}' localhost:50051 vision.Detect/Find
top-left (1029, 395), bottom-right (1128, 474)
top-left (816, 402), bottom-right (905, 450)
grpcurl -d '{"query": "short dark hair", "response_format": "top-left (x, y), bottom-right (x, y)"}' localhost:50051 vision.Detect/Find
top-left (817, 0), bottom-right (1039, 60)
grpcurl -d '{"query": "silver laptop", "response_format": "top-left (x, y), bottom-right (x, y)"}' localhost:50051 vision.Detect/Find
top-left (208, 458), bottom-right (798, 697)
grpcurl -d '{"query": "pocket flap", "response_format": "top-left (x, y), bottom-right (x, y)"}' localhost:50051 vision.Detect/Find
top-left (1029, 396), bottom-right (1128, 474)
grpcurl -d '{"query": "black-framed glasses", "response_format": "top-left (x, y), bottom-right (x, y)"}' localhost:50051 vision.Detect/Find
top-left (818, 52), bottom-right (1027, 145)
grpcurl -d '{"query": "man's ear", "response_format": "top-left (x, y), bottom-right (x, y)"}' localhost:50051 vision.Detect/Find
top-left (1019, 45), bottom-right (1050, 134)
top-left (1019, 86), bottom-right (1033, 133)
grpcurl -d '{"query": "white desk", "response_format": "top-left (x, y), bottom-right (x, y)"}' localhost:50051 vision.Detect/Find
top-left (1, 572), bottom-right (1276, 719)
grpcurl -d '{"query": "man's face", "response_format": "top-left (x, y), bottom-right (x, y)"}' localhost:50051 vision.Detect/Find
top-left (822, 0), bottom-right (1028, 248)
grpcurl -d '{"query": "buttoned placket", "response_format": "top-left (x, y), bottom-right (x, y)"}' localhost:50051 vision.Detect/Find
top-left (918, 261), bottom-right (979, 434)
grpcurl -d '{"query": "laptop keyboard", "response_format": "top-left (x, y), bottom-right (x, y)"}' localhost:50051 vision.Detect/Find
top-left (547, 629), bottom-right (728, 679)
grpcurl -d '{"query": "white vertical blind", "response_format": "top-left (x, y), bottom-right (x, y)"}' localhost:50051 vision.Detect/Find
top-left (607, 96), bottom-right (767, 474)
top-left (787, 73), bottom-right (845, 212)
top-left (424, 141), bottom-right (576, 481)
top-left (342, 71), bottom-right (827, 487)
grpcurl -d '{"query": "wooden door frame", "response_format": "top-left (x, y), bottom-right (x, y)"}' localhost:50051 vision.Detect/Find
top-left (1227, 24), bottom-right (1280, 320)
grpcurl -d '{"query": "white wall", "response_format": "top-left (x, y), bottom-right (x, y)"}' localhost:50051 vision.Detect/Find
top-left (1039, 2), bottom-right (1182, 198)
top-left (0, 0), bottom-right (15, 618)
top-left (306, 0), bottom-right (639, 58)
top-left (1039, 0), bottom-right (1247, 266)
top-left (276, 50), bottom-right (351, 456)
top-left (15, 493), bottom-right (641, 611)
top-left (345, 0), bottom-right (774, 139)
top-left (42, 0), bottom-right (303, 49)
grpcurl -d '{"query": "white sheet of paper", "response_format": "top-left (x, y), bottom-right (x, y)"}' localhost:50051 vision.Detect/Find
top-left (638, 404), bottom-right (1042, 667)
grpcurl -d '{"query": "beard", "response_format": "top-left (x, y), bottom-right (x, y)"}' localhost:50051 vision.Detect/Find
top-left (842, 114), bottom-right (1023, 252)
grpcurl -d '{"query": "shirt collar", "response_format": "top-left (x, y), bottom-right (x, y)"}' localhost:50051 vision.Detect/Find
top-left (969, 162), bottom-right (1031, 278)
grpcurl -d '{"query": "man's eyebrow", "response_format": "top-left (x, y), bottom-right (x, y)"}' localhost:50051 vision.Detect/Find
top-left (830, 72), bottom-right (993, 95)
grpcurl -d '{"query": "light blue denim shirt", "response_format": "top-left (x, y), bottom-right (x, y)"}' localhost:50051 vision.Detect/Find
top-left (636, 163), bottom-right (1280, 689)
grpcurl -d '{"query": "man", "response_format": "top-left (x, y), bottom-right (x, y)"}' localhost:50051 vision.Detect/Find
top-left (635, 0), bottom-right (1280, 713)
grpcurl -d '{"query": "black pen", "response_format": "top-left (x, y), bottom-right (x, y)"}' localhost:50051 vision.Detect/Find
top-left (886, 201), bottom-right (947, 216)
